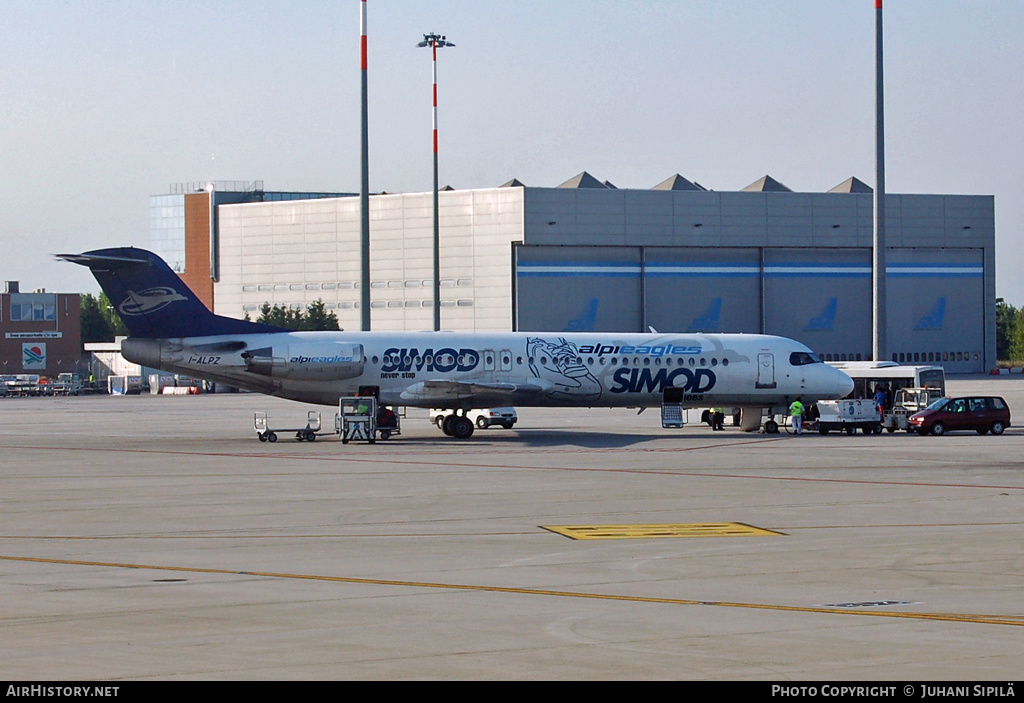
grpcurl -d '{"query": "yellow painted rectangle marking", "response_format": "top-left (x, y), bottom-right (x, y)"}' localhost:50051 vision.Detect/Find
top-left (542, 522), bottom-right (784, 540)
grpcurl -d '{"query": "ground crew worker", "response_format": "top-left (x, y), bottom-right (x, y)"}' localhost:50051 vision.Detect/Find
top-left (874, 385), bottom-right (888, 419)
top-left (711, 407), bottom-right (725, 431)
top-left (789, 397), bottom-right (805, 435)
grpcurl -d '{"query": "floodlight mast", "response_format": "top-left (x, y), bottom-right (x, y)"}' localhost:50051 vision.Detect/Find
top-left (873, 0), bottom-right (887, 361)
top-left (418, 33), bottom-right (455, 332)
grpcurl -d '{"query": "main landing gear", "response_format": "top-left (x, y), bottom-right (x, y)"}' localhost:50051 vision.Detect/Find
top-left (439, 412), bottom-right (475, 439)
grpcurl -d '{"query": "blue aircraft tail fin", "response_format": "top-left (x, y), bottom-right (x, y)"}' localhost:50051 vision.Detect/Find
top-left (59, 247), bottom-right (286, 338)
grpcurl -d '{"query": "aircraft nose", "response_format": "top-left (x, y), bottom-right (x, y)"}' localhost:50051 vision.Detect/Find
top-left (836, 369), bottom-right (854, 398)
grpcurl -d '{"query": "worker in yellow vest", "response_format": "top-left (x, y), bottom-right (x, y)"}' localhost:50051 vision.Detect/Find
top-left (789, 397), bottom-right (804, 435)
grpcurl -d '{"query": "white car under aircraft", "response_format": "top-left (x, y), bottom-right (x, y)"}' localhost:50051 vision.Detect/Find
top-left (61, 247), bottom-right (854, 439)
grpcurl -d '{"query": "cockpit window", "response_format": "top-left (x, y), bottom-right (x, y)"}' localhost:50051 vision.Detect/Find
top-left (789, 351), bottom-right (822, 366)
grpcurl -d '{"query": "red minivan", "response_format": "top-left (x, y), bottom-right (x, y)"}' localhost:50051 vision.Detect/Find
top-left (908, 396), bottom-right (1011, 436)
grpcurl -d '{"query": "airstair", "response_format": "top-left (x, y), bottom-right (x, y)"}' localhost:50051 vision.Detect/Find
top-left (661, 388), bottom-right (685, 428)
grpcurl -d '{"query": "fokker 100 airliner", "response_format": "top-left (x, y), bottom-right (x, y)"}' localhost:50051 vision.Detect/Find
top-left (61, 248), bottom-right (854, 439)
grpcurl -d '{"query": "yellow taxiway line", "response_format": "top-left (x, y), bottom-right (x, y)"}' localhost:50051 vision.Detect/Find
top-left (3, 554), bottom-right (1022, 628)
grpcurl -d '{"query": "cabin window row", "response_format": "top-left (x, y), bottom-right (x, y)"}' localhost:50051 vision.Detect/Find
top-left (367, 354), bottom-right (730, 369)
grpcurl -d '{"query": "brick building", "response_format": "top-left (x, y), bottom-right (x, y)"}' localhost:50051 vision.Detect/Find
top-left (1, 281), bottom-right (82, 376)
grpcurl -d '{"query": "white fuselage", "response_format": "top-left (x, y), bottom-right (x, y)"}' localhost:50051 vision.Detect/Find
top-left (122, 330), bottom-right (853, 412)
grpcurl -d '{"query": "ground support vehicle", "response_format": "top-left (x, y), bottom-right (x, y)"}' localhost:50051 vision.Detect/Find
top-left (882, 387), bottom-right (945, 432)
top-left (254, 410), bottom-right (321, 443)
top-left (339, 396), bottom-right (402, 443)
top-left (5, 375), bottom-right (42, 396)
top-left (814, 399), bottom-right (883, 435)
top-left (51, 373), bottom-right (84, 396)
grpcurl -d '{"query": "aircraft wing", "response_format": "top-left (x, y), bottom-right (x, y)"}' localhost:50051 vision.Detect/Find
top-left (399, 378), bottom-right (554, 406)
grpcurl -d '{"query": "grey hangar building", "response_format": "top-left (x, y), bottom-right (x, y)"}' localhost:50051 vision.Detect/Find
top-left (151, 173), bottom-right (996, 374)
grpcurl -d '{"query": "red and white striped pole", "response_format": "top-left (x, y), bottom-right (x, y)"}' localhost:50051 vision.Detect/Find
top-left (432, 42), bottom-right (439, 158)
top-left (360, 0), bottom-right (367, 72)
top-left (359, 0), bottom-right (371, 330)
top-left (418, 34), bottom-right (454, 331)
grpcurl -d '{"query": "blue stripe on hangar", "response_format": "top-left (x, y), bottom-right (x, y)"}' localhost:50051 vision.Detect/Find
top-left (517, 262), bottom-right (982, 278)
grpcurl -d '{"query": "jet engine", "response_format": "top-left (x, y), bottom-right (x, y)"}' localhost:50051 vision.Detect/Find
top-left (243, 343), bottom-right (365, 380)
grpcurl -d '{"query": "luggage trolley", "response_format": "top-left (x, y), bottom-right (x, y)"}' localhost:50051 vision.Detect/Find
top-left (254, 410), bottom-right (322, 442)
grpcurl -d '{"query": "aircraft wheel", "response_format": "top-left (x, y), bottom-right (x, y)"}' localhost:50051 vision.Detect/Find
top-left (442, 414), bottom-right (456, 436)
top-left (436, 415), bottom-right (447, 430)
top-left (451, 416), bottom-right (475, 439)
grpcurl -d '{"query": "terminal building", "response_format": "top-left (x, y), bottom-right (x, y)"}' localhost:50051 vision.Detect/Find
top-left (1, 281), bottom-right (81, 376)
top-left (151, 174), bottom-right (996, 373)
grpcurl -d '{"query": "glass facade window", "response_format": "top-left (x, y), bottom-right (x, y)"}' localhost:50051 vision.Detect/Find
top-left (10, 295), bottom-right (56, 322)
top-left (149, 194), bottom-right (186, 273)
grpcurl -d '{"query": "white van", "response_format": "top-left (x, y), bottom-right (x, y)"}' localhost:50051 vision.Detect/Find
top-left (430, 407), bottom-right (517, 430)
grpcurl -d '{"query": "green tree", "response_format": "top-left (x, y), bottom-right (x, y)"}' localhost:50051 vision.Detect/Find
top-left (1009, 306), bottom-right (1024, 363)
top-left (996, 299), bottom-right (1017, 361)
top-left (298, 299), bottom-right (340, 331)
top-left (80, 292), bottom-right (129, 342)
top-left (80, 293), bottom-right (112, 343)
top-left (100, 292), bottom-right (129, 338)
top-left (256, 300), bottom-right (340, 331)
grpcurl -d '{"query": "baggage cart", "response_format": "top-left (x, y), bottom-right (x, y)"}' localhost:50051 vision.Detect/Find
top-left (254, 410), bottom-right (321, 442)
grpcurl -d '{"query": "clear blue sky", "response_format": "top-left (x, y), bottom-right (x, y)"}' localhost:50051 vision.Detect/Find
top-left (3, 1), bottom-right (1023, 303)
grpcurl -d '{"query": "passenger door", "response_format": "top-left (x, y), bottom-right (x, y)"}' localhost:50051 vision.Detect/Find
top-left (756, 353), bottom-right (776, 389)
top-left (968, 397), bottom-right (992, 430)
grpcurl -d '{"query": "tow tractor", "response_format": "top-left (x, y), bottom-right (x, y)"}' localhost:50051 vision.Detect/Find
top-left (254, 410), bottom-right (322, 442)
top-left (882, 387), bottom-right (945, 433)
top-left (337, 395), bottom-right (401, 444)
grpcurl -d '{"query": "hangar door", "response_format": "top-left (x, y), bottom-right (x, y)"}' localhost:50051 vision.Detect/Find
top-left (885, 248), bottom-right (984, 372)
top-left (643, 247), bottom-right (761, 334)
top-left (514, 245), bottom-right (641, 332)
top-left (762, 248), bottom-right (872, 359)
top-left (513, 245), bottom-right (762, 334)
